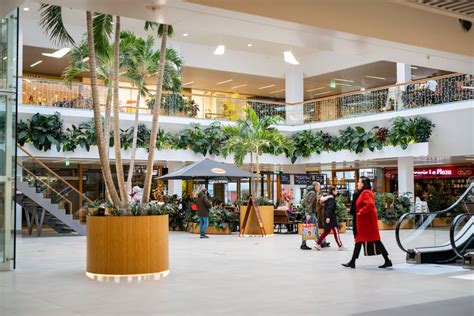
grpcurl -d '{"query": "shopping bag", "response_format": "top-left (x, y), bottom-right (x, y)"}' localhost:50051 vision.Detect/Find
top-left (301, 224), bottom-right (317, 241)
top-left (363, 241), bottom-right (381, 256)
top-left (191, 203), bottom-right (198, 211)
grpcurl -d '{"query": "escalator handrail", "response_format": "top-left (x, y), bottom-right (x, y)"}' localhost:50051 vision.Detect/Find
top-left (450, 213), bottom-right (474, 259)
top-left (395, 212), bottom-right (411, 253)
top-left (395, 183), bottom-right (473, 253)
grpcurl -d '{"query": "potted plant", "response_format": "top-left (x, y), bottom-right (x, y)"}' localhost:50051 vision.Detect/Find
top-left (187, 206), bottom-right (234, 235)
top-left (375, 192), bottom-right (397, 230)
top-left (86, 201), bottom-right (169, 280)
top-left (336, 195), bottom-right (349, 233)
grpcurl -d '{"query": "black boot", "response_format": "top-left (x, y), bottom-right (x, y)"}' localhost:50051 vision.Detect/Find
top-left (342, 261), bottom-right (355, 269)
top-left (379, 255), bottom-right (393, 268)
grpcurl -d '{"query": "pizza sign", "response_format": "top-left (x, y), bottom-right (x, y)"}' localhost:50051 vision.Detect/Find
top-left (385, 166), bottom-right (474, 179)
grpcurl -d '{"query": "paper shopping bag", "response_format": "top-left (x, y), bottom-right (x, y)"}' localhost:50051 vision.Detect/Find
top-left (301, 224), bottom-right (317, 241)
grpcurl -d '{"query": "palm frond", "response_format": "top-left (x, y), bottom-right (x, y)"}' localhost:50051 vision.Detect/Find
top-left (92, 13), bottom-right (113, 56)
top-left (39, 4), bottom-right (75, 46)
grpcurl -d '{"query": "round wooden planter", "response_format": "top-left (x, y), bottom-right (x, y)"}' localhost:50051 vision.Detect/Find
top-left (240, 205), bottom-right (274, 236)
top-left (86, 215), bottom-right (169, 281)
top-left (188, 223), bottom-right (232, 235)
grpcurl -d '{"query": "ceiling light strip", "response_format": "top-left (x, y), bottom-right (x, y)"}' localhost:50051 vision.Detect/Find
top-left (231, 84), bottom-right (248, 89)
top-left (313, 91), bottom-right (331, 96)
top-left (306, 87), bottom-right (325, 92)
top-left (30, 60), bottom-right (43, 67)
top-left (334, 78), bottom-right (354, 83)
top-left (365, 75), bottom-right (386, 80)
top-left (216, 79), bottom-right (233, 85)
top-left (258, 84), bottom-right (276, 90)
top-left (269, 89), bottom-right (285, 94)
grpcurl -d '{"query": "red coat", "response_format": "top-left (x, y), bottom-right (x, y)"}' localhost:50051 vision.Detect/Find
top-left (355, 190), bottom-right (381, 243)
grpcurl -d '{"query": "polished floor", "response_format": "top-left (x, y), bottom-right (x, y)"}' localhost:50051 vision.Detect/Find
top-left (0, 230), bottom-right (472, 315)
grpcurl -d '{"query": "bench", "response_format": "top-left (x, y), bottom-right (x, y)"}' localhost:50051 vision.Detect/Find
top-left (274, 209), bottom-right (300, 234)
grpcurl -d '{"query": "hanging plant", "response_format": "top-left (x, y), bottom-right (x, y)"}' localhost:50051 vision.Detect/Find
top-left (23, 112), bottom-right (65, 151)
top-left (410, 116), bottom-right (435, 143)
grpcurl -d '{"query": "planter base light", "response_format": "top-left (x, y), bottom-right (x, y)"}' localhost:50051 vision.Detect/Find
top-left (86, 270), bottom-right (170, 283)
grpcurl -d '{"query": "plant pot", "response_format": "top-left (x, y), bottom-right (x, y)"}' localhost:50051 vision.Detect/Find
top-left (378, 220), bottom-right (397, 230)
top-left (339, 222), bottom-right (347, 233)
top-left (188, 223), bottom-right (231, 235)
top-left (240, 205), bottom-right (274, 236)
top-left (86, 215), bottom-right (169, 280)
top-left (432, 218), bottom-right (450, 227)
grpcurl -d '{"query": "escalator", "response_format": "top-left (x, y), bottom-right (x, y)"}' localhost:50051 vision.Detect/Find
top-left (395, 182), bottom-right (474, 264)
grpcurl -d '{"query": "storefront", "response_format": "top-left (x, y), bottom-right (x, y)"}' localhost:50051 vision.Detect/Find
top-left (384, 165), bottom-right (474, 198)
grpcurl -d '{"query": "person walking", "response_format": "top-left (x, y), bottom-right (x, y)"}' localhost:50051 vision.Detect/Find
top-left (315, 186), bottom-right (344, 250)
top-left (342, 177), bottom-right (392, 269)
top-left (314, 181), bottom-right (330, 248)
top-left (350, 189), bottom-right (360, 238)
top-left (300, 185), bottom-right (317, 250)
top-left (196, 188), bottom-right (212, 239)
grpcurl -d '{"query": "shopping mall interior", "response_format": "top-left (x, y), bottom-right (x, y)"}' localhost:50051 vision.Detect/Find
top-left (0, 0), bottom-right (473, 315)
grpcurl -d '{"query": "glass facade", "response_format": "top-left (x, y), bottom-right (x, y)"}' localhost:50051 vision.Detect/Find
top-left (0, 10), bottom-right (17, 271)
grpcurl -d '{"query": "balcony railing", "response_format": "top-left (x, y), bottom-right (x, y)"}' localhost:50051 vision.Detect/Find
top-left (20, 73), bottom-right (473, 125)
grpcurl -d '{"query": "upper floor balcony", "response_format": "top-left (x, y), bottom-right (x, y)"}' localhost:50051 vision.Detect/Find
top-left (20, 73), bottom-right (473, 126)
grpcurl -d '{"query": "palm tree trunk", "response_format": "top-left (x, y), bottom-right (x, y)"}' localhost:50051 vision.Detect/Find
top-left (250, 152), bottom-right (254, 198)
top-left (142, 24), bottom-right (168, 204)
top-left (255, 147), bottom-right (260, 198)
top-left (104, 87), bottom-right (112, 202)
top-left (126, 91), bottom-right (141, 192)
top-left (86, 11), bottom-right (121, 207)
top-left (112, 16), bottom-right (128, 206)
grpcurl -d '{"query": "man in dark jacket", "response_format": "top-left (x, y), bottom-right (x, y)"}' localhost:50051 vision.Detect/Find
top-left (196, 189), bottom-right (212, 238)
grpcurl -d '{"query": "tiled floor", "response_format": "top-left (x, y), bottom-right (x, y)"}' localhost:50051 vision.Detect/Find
top-left (0, 231), bottom-right (472, 315)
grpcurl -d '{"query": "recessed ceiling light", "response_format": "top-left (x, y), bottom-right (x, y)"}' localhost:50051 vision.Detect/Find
top-left (360, 87), bottom-right (366, 91)
top-left (182, 81), bottom-right (194, 86)
top-left (231, 84), bottom-right (248, 89)
top-left (214, 45), bottom-right (225, 55)
top-left (335, 83), bottom-right (352, 87)
top-left (306, 87), bottom-right (325, 92)
top-left (269, 89), bottom-right (285, 94)
top-left (30, 60), bottom-right (43, 67)
top-left (258, 84), bottom-right (276, 90)
top-left (411, 66), bottom-right (418, 70)
top-left (283, 51), bottom-right (299, 65)
top-left (183, 33), bottom-right (189, 37)
top-left (216, 79), bottom-right (232, 85)
top-left (23, 7), bottom-right (29, 11)
top-left (313, 91), bottom-right (331, 96)
top-left (334, 78), bottom-right (354, 83)
top-left (247, 43), bottom-right (252, 47)
top-left (42, 47), bottom-right (71, 58)
top-left (365, 75), bottom-right (386, 80)
top-left (2, 56), bottom-right (7, 61)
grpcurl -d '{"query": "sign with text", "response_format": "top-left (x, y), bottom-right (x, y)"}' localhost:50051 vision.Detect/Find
top-left (280, 173), bottom-right (291, 185)
top-left (294, 174), bottom-right (325, 185)
top-left (385, 166), bottom-right (474, 179)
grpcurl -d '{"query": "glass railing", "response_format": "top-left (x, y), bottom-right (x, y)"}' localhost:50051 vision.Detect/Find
top-left (20, 73), bottom-right (473, 125)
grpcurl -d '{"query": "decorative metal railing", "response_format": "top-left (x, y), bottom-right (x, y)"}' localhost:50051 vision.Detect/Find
top-left (20, 73), bottom-right (473, 125)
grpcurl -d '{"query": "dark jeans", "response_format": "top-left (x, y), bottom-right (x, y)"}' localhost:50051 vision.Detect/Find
top-left (199, 216), bottom-right (209, 236)
top-left (350, 240), bottom-right (390, 262)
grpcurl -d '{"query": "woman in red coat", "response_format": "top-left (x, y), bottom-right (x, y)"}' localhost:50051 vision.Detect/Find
top-left (342, 177), bottom-right (392, 269)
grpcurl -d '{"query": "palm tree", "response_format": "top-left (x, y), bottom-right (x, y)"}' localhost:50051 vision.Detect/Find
top-left (225, 108), bottom-right (289, 197)
top-left (39, 5), bottom-right (122, 206)
top-left (121, 32), bottom-right (183, 193)
top-left (141, 23), bottom-right (178, 203)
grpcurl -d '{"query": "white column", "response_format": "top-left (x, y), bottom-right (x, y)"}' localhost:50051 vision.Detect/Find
top-left (396, 63), bottom-right (411, 83)
top-left (167, 162), bottom-right (183, 197)
top-left (285, 69), bottom-right (304, 125)
top-left (397, 157), bottom-right (414, 198)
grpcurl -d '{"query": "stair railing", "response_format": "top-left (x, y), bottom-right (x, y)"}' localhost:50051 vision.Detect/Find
top-left (17, 161), bottom-right (73, 212)
top-left (17, 144), bottom-right (93, 219)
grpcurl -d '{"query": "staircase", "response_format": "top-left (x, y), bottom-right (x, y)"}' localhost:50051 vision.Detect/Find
top-left (16, 144), bottom-right (92, 237)
top-left (17, 179), bottom-right (86, 235)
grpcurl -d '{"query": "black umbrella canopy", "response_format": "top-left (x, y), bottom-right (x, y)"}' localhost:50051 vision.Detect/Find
top-left (158, 158), bottom-right (253, 181)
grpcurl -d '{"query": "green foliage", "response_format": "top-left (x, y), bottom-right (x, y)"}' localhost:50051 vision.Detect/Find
top-left (411, 116), bottom-right (435, 143)
top-left (190, 205), bottom-right (235, 230)
top-left (291, 130), bottom-right (319, 163)
top-left (375, 192), bottom-right (410, 225)
top-left (39, 4), bottom-right (75, 46)
top-left (129, 203), bottom-right (144, 216)
top-left (389, 117), bottom-right (415, 149)
top-left (336, 195), bottom-right (349, 223)
top-left (19, 112), bottom-right (64, 151)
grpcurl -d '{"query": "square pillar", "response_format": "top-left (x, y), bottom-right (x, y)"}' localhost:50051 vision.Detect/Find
top-left (167, 162), bottom-right (183, 198)
top-left (397, 157), bottom-right (414, 198)
top-left (285, 69), bottom-right (304, 125)
top-left (396, 63), bottom-right (411, 84)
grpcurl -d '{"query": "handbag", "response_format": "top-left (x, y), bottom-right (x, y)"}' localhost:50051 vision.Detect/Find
top-left (191, 203), bottom-right (198, 211)
top-left (363, 241), bottom-right (381, 256)
top-left (301, 224), bottom-right (317, 241)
